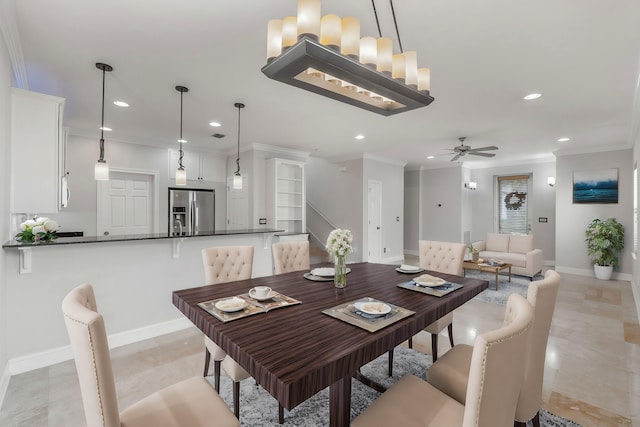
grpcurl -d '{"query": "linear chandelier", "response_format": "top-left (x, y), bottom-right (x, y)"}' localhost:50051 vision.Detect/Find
top-left (261, 0), bottom-right (434, 116)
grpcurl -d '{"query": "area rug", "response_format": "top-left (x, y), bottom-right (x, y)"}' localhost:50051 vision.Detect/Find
top-left (209, 346), bottom-right (581, 426)
top-left (464, 269), bottom-right (542, 305)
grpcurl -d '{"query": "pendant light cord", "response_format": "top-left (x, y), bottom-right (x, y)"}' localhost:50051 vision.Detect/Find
top-left (99, 67), bottom-right (106, 161)
top-left (371, 0), bottom-right (382, 38)
top-left (179, 90), bottom-right (184, 168)
top-left (371, 0), bottom-right (404, 52)
top-left (390, 0), bottom-right (404, 53)
top-left (235, 104), bottom-right (241, 174)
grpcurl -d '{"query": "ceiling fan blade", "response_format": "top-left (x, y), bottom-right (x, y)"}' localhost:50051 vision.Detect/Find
top-left (467, 146), bottom-right (498, 152)
top-left (450, 154), bottom-right (462, 162)
top-left (468, 152), bottom-right (496, 157)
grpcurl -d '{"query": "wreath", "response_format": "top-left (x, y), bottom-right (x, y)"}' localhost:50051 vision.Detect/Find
top-left (504, 192), bottom-right (527, 210)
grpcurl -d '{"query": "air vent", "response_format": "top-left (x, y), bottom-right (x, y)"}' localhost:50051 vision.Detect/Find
top-left (212, 133), bottom-right (225, 139)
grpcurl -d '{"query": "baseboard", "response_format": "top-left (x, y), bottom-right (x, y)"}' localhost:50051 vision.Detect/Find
top-left (6, 317), bottom-right (193, 376)
top-left (404, 250), bottom-right (419, 257)
top-left (0, 363), bottom-right (10, 412)
top-left (554, 265), bottom-right (632, 281)
top-left (379, 255), bottom-right (404, 264)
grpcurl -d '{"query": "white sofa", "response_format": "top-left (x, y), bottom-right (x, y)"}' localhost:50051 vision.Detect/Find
top-left (472, 233), bottom-right (543, 279)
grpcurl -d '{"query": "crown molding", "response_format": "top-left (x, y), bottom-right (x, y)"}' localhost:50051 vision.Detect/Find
top-left (248, 142), bottom-right (311, 159)
top-left (553, 144), bottom-right (632, 157)
top-left (0, 0), bottom-right (28, 89)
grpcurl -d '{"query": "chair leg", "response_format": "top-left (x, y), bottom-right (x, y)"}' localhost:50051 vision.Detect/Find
top-left (233, 381), bottom-right (240, 419)
top-left (532, 411), bottom-right (540, 427)
top-left (388, 349), bottom-right (394, 377)
top-left (278, 404), bottom-right (285, 424)
top-left (431, 333), bottom-right (438, 362)
top-left (408, 337), bottom-right (413, 349)
top-left (447, 323), bottom-right (454, 348)
top-left (203, 348), bottom-right (211, 377)
top-left (214, 360), bottom-right (222, 393)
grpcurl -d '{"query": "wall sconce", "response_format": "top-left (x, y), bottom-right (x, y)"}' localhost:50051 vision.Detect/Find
top-left (547, 177), bottom-right (555, 187)
top-left (464, 181), bottom-right (477, 190)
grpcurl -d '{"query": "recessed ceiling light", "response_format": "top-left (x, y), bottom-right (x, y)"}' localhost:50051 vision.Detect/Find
top-left (99, 126), bottom-right (112, 132)
top-left (557, 137), bottom-right (570, 142)
top-left (355, 134), bottom-right (365, 140)
top-left (209, 121), bottom-right (221, 127)
top-left (427, 155), bottom-right (435, 159)
top-left (178, 139), bottom-right (187, 144)
top-left (113, 100), bottom-right (129, 107)
top-left (523, 93), bottom-right (542, 100)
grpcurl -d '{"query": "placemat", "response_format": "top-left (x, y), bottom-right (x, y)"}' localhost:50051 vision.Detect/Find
top-left (397, 280), bottom-right (463, 297)
top-left (199, 292), bottom-right (301, 323)
top-left (322, 297), bottom-right (415, 333)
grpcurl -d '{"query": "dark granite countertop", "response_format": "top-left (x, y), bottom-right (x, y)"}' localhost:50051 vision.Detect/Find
top-left (2, 228), bottom-right (283, 248)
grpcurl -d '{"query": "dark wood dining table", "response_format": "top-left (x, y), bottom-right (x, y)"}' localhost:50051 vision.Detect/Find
top-left (172, 262), bottom-right (488, 427)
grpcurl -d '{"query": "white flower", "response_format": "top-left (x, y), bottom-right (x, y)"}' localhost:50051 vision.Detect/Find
top-left (44, 220), bottom-right (59, 231)
top-left (35, 217), bottom-right (49, 225)
top-left (32, 225), bottom-right (45, 235)
top-left (24, 219), bottom-right (36, 228)
top-left (326, 228), bottom-right (353, 257)
top-left (20, 222), bottom-right (28, 231)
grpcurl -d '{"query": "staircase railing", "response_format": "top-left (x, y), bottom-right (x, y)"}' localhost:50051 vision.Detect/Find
top-left (306, 201), bottom-right (338, 254)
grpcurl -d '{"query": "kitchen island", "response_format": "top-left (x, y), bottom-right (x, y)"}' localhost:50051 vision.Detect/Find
top-left (2, 228), bottom-right (284, 376)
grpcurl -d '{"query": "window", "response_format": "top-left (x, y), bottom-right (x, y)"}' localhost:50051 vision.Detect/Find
top-left (497, 175), bottom-right (530, 234)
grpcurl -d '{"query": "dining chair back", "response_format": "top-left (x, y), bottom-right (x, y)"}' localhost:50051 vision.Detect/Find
top-left (419, 240), bottom-right (466, 275)
top-left (352, 293), bottom-right (534, 427)
top-left (62, 283), bottom-right (239, 427)
top-left (272, 240), bottom-right (310, 274)
top-left (202, 245), bottom-right (254, 284)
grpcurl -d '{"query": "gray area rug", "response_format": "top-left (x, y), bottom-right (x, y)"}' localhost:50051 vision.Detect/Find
top-left (465, 269), bottom-right (543, 305)
top-left (210, 346), bottom-right (581, 426)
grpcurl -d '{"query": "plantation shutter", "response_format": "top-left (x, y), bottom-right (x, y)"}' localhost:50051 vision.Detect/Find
top-left (498, 175), bottom-right (529, 234)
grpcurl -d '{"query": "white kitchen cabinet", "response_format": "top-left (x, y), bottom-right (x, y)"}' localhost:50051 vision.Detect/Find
top-left (266, 158), bottom-right (306, 233)
top-left (11, 88), bottom-right (65, 213)
top-left (168, 149), bottom-right (225, 182)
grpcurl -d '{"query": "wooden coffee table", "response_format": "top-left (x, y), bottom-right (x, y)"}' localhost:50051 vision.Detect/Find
top-left (463, 261), bottom-right (512, 290)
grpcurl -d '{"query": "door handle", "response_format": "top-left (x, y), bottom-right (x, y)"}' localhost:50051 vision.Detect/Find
top-left (376, 226), bottom-right (380, 230)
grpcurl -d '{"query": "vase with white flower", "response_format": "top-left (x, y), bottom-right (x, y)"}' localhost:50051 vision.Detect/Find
top-left (326, 228), bottom-right (353, 288)
top-left (15, 216), bottom-right (59, 243)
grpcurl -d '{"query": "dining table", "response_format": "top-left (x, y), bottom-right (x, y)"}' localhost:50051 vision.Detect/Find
top-left (172, 262), bottom-right (488, 427)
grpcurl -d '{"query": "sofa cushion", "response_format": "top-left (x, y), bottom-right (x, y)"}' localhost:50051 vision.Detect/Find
top-left (485, 233), bottom-right (510, 252)
top-left (509, 234), bottom-right (533, 254)
top-left (478, 251), bottom-right (526, 268)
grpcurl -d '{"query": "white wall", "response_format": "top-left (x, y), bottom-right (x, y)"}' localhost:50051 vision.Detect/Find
top-left (4, 233), bottom-right (274, 362)
top-left (556, 150), bottom-right (632, 278)
top-left (0, 25), bottom-right (12, 393)
top-left (469, 160), bottom-right (556, 262)
top-left (50, 135), bottom-right (228, 236)
top-left (403, 170), bottom-right (420, 254)
top-left (363, 156), bottom-right (405, 262)
top-left (306, 157), bottom-right (364, 261)
top-left (420, 166), bottom-right (463, 242)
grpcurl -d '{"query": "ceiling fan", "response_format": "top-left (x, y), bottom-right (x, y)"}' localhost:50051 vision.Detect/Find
top-left (447, 137), bottom-right (499, 162)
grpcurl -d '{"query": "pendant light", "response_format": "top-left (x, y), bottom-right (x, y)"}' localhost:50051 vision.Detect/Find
top-left (175, 85), bottom-right (189, 186)
top-left (233, 102), bottom-right (245, 190)
top-left (95, 63), bottom-right (113, 181)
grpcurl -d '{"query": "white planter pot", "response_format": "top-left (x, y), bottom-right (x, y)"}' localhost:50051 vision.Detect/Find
top-left (594, 264), bottom-right (613, 280)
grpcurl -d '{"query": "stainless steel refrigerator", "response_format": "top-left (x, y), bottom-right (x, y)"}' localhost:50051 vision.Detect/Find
top-left (168, 188), bottom-right (215, 235)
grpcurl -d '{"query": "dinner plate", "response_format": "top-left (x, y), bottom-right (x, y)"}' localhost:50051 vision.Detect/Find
top-left (413, 274), bottom-right (447, 287)
top-left (399, 264), bottom-right (422, 272)
top-left (303, 272), bottom-right (334, 282)
top-left (396, 267), bottom-right (425, 274)
top-left (214, 297), bottom-right (248, 312)
top-left (354, 301), bottom-right (391, 316)
top-left (309, 267), bottom-right (352, 277)
top-left (249, 290), bottom-right (276, 301)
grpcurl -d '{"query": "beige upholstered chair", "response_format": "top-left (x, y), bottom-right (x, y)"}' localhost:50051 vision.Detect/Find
top-left (62, 283), bottom-right (239, 427)
top-left (272, 240), bottom-right (310, 274)
top-left (352, 293), bottom-right (534, 427)
top-left (201, 246), bottom-right (261, 419)
top-left (428, 270), bottom-right (560, 427)
top-left (389, 240), bottom-right (466, 375)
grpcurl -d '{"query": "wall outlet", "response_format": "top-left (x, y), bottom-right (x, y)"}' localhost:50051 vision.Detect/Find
top-left (384, 248), bottom-right (387, 253)
top-left (259, 218), bottom-right (267, 225)
top-left (538, 217), bottom-right (548, 223)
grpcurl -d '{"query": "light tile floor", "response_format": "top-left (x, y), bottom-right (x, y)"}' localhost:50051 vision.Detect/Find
top-left (0, 267), bottom-right (638, 426)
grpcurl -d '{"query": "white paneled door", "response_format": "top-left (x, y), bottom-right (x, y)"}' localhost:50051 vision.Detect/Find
top-left (226, 176), bottom-right (248, 230)
top-left (98, 172), bottom-right (153, 236)
top-left (367, 180), bottom-right (382, 262)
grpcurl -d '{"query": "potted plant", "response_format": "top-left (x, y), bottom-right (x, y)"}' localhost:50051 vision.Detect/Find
top-left (468, 243), bottom-right (479, 262)
top-left (584, 218), bottom-right (624, 280)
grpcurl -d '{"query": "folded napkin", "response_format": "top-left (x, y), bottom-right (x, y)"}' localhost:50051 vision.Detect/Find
top-left (399, 264), bottom-right (421, 271)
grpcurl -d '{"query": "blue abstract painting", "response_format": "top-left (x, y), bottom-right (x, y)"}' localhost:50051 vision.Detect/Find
top-left (573, 168), bottom-right (618, 204)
